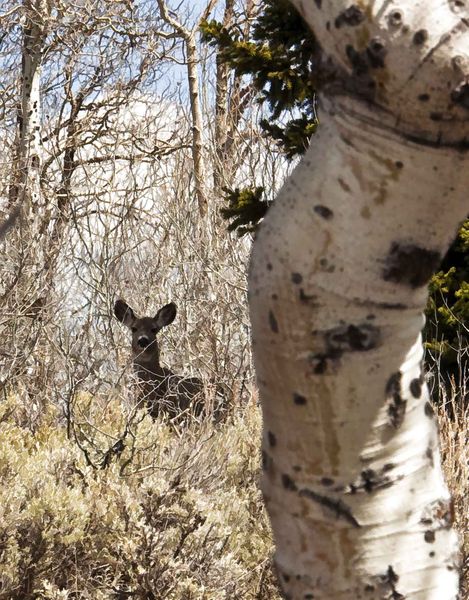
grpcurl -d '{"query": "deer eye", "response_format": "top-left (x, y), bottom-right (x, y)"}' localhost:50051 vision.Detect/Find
top-left (131, 327), bottom-right (137, 332)
top-left (151, 327), bottom-right (158, 333)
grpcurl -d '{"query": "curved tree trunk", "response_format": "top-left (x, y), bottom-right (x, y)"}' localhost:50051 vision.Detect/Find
top-left (249, 2), bottom-right (468, 599)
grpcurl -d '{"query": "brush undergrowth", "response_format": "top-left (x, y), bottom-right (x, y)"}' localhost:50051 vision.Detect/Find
top-left (0, 392), bottom-right (280, 599)
top-left (0, 383), bottom-right (466, 599)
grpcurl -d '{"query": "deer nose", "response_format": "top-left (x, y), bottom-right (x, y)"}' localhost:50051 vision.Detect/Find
top-left (138, 336), bottom-right (150, 348)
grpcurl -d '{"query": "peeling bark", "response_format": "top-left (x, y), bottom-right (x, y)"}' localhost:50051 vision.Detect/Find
top-left (249, 1), bottom-right (468, 598)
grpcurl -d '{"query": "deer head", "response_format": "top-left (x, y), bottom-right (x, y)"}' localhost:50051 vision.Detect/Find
top-left (114, 299), bottom-right (177, 366)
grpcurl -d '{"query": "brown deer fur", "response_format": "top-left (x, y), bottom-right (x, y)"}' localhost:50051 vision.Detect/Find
top-left (114, 299), bottom-right (206, 420)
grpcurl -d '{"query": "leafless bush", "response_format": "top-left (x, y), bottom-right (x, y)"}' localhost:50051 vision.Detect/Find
top-left (0, 1), bottom-right (277, 430)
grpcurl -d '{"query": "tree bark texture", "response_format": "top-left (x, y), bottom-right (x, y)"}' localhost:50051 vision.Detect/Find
top-left (8, 0), bottom-right (48, 217)
top-left (249, 1), bottom-right (468, 599)
top-left (185, 31), bottom-right (209, 216)
top-left (213, 0), bottom-right (235, 191)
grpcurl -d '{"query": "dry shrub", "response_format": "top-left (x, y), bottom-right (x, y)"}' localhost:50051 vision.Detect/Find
top-left (437, 383), bottom-right (469, 599)
top-left (1, 377), bottom-right (467, 598)
top-left (0, 391), bottom-right (280, 599)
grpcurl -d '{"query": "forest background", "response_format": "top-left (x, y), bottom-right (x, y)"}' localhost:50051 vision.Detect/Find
top-left (0, 0), bottom-right (467, 598)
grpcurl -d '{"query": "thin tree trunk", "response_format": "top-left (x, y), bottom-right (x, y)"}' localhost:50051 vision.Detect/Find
top-left (0, 0), bottom-right (50, 399)
top-left (249, 1), bottom-right (468, 598)
top-left (185, 31), bottom-right (208, 217)
top-left (40, 76), bottom-right (83, 283)
top-left (213, 0), bottom-right (258, 192)
top-left (8, 0), bottom-right (47, 220)
top-left (213, 0), bottom-right (234, 191)
top-left (156, 0), bottom-right (211, 217)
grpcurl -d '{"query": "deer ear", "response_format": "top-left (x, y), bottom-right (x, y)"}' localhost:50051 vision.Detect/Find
top-left (114, 299), bottom-right (136, 327)
top-left (155, 302), bottom-right (177, 328)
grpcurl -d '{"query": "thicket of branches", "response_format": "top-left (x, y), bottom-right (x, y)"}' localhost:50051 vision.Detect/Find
top-left (0, 0), bottom-right (287, 425)
top-left (0, 1), bottom-right (287, 596)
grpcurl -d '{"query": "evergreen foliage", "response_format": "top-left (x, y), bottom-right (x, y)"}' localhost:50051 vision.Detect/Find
top-left (201, 0), bottom-right (318, 233)
top-left (201, 0), bottom-right (318, 159)
top-left (425, 222), bottom-right (469, 390)
top-left (220, 186), bottom-right (269, 236)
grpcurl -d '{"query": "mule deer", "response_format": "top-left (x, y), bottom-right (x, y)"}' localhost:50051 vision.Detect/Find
top-left (114, 299), bottom-right (219, 421)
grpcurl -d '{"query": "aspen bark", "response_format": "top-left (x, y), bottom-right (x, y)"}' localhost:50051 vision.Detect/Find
top-left (249, 1), bottom-right (468, 598)
top-left (185, 31), bottom-right (209, 216)
top-left (7, 0), bottom-right (48, 224)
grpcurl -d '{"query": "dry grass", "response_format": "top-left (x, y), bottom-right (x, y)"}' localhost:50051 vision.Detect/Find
top-left (0, 389), bottom-right (281, 599)
top-left (438, 388), bottom-right (469, 599)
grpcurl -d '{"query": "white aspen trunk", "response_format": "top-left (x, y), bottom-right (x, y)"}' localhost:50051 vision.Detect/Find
top-left (6, 0), bottom-right (47, 225)
top-left (213, 0), bottom-right (234, 191)
top-left (249, 1), bottom-right (468, 598)
top-left (185, 31), bottom-right (209, 217)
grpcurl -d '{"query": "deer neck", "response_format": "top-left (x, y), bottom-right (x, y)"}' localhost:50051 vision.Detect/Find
top-left (133, 353), bottom-right (173, 380)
